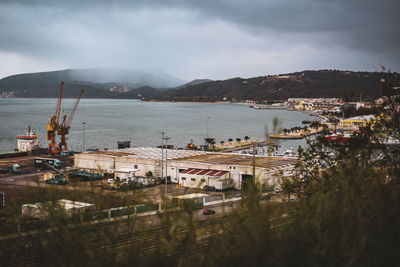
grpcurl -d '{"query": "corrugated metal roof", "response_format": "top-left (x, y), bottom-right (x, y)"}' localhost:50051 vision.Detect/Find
top-left (180, 168), bottom-right (228, 177)
top-left (107, 147), bottom-right (207, 160)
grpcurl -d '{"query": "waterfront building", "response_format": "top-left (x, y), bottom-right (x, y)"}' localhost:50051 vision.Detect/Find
top-left (74, 147), bottom-right (296, 190)
top-left (339, 115), bottom-right (376, 129)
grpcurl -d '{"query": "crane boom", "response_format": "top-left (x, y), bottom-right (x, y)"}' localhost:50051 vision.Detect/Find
top-left (55, 81), bottom-right (64, 125)
top-left (58, 88), bottom-right (84, 152)
top-left (66, 89), bottom-right (84, 128)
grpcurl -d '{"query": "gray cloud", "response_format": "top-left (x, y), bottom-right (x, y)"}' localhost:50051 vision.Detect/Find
top-left (0, 0), bottom-right (399, 80)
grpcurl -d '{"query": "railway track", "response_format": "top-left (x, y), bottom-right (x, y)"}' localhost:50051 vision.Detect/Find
top-left (7, 205), bottom-right (294, 266)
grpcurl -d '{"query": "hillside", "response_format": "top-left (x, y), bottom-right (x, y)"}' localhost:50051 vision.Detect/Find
top-left (1, 69), bottom-right (399, 101)
top-left (0, 68), bottom-right (184, 98)
top-left (175, 79), bottom-right (213, 89)
top-left (150, 70), bottom-right (400, 102)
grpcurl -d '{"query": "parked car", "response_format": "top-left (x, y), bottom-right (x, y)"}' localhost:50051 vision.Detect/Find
top-left (202, 209), bottom-right (216, 215)
top-left (107, 179), bottom-right (115, 184)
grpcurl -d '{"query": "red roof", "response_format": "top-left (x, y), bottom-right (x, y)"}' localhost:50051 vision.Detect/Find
top-left (180, 168), bottom-right (228, 177)
top-left (16, 135), bottom-right (37, 139)
top-left (197, 169), bottom-right (210, 175)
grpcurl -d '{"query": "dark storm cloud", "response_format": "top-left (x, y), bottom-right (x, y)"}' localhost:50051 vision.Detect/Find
top-left (0, 0), bottom-right (399, 79)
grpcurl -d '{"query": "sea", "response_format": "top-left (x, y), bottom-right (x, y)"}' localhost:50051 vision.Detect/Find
top-left (0, 98), bottom-right (320, 153)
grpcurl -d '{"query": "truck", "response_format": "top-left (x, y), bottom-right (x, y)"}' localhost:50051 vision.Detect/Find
top-left (0, 164), bottom-right (21, 173)
top-left (43, 162), bottom-right (67, 185)
top-left (68, 170), bottom-right (103, 181)
top-left (34, 158), bottom-right (61, 169)
top-left (44, 174), bottom-right (67, 185)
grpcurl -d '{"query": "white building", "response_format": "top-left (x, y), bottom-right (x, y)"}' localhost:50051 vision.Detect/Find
top-left (74, 147), bottom-right (297, 190)
top-left (22, 199), bottom-right (95, 219)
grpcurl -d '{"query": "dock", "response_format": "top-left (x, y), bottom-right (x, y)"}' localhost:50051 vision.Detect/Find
top-left (269, 127), bottom-right (324, 139)
top-left (213, 140), bottom-right (273, 152)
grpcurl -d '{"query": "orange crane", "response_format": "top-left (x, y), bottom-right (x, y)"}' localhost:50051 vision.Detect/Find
top-left (46, 81), bottom-right (84, 154)
top-left (46, 81), bottom-right (64, 154)
top-left (58, 89), bottom-right (84, 151)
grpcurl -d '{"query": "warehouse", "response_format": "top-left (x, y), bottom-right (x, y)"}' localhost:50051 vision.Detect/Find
top-left (74, 147), bottom-right (297, 190)
top-left (22, 199), bottom-right (95, 219)
top-left (179, 168), bottom-right (232, 191)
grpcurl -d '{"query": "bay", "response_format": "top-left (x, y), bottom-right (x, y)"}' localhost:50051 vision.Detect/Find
top-left (0, 98), bottom-right (319, 152)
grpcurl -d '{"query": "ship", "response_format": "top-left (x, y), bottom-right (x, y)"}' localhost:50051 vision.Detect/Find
top-left (16, 126), bottom-right (40, 152)
top-left (324, 131), bottom-right (350, 143)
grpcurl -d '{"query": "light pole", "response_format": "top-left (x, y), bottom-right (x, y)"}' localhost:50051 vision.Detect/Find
top-left (163, 135), bottom-right (171, 211)
top-left (82, 121), bottom-right (86, 152)
top-left (161, 131), bottom-right (165, 183)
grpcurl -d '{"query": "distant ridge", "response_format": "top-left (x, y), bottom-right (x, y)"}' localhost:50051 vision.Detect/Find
top-left (0, 68), bottom-right (185, 98)
top-left (149, 70), bottom-right (400, 102)
top-left (1, 69), bottom-right (399, 101)
top-left (176, 79), bottom-right (213, 89)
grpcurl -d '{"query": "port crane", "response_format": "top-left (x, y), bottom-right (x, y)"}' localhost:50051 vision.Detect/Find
top-left (46, 81), bottom-right (84, 154)
top-left (47, 81), bottom-right (64, 154)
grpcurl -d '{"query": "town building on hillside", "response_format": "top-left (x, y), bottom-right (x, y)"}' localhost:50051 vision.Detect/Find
top-left (339, 115), bottom-right (376, 129)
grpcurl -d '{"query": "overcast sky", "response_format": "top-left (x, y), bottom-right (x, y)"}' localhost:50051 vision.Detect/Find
top-left (0, 0), bottom-right (399, 80)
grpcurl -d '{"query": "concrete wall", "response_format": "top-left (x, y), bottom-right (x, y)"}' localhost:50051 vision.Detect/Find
top-left (178, 172), bottom-right (230, 189)
top-left (74, 153), bottom-right (116, 172)
top-left (115, 157), bottom-right (159, 178)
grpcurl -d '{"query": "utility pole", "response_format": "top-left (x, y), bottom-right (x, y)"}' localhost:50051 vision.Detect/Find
top-left (252, 141), bottom-right (256, 183)
top-left (163, 135), bottom-right (171, 212)
top-left (161, 131), bottom-right (165, 183)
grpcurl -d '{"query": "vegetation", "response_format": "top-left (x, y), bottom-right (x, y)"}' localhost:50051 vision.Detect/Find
top-left (150, 70), bottom-right (400, 102)
top-left (0, 77), bottom-right (399, 266)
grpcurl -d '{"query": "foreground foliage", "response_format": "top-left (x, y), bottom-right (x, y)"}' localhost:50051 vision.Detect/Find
top-left (1, 79), bottom-right (399, 266)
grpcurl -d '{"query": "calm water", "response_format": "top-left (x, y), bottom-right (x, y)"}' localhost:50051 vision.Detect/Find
top-left (0, 98), bottom-right (319, 152)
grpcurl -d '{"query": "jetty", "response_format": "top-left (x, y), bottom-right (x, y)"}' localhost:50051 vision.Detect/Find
top-left (269, 127), bottom-right (324, 139)
top-left (213, 140), bottom-right (273, 152)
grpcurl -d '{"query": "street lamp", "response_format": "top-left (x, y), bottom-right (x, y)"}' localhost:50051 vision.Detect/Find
top-left (162, 135), bottom-right (171, 211)
top-left (161, 131), bottom-right (165, 182)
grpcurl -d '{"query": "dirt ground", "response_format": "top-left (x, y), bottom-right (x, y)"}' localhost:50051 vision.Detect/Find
top-left (0, 154), bottom-right (235, 216)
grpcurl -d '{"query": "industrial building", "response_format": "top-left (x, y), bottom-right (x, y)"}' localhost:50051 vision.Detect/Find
top-left (22, 199), bottom-right (95, 219)
top-left (74, 147), bottom-right (297, 190)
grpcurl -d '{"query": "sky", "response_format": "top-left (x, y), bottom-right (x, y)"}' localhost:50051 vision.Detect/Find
top-left (0, 0), bottom-right (399, 81)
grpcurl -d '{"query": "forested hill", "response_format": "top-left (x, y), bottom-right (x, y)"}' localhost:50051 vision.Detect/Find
top-left (1, 69), bottom-right (399, 101)
top-left (0, 68), bottom-right (184, 98)
top-left (149, 70), bottom-right (400, 102)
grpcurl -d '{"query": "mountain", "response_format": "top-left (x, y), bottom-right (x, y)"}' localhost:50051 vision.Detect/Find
top-left (2, 69), bottom-right (399, 101)
top-left (0, 68), bottom-right (185, 97)
top-left (175, 79), bottom-right (213, 89)
top-left (149, 70), bottom-right (400, 102)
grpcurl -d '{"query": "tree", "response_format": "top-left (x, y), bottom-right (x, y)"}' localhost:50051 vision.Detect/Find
top-left (281, 177), bottom-right (299, 200)
top-left (310, 120), bottom-right (321, 129)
